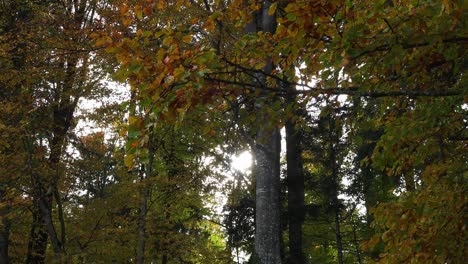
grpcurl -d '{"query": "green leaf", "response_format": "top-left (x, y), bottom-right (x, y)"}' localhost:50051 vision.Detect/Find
top-left (128, 62), bottom-right (142, 73)
top-left (286, 13), bottom-right (297, 22)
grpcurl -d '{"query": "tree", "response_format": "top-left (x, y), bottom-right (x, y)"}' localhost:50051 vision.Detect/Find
top-left (1, 0), bottom-right (111, 261)
top-left (245, 2), bottom-right (282, 263)
top-left (102, 1), bottom-right (285, 262)
top-left (2, 0), bottom-right (463, 263)
top-left (329, 1), bottom-right (467, 262)
top-left (285, 93), bottom-right (305, 264)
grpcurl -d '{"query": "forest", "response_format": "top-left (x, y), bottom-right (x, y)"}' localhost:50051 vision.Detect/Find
top-left (0, 0), bottom-right (466, 263)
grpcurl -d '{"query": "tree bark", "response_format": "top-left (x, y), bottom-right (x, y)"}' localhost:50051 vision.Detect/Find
top-left (0, 197), bottom-right (10, 264)
top-left (285, 104), bottom-right (304, 264)
top-left (136, 186), bottom-right (148, 264)
top-left (352, 218), bottom-right (362, 264)
top-left (136, 124), bottom-right (156, 264)
top-left (334, 208), bottom-right (344, 264)
top-left (330, 154), bottom-right (343, 264)
top-left (26, 208), bottom-right (48, 264)
top-left (0, 222), bottom-right (9, 264)
top-left (253, 130), bottom-right (281, 264)
top-left (251, 2), bottom-right (282, 263)
top-left (327, 114), bottom-right (343, 264)
top-left (137, 130), bottom-right (154, 264)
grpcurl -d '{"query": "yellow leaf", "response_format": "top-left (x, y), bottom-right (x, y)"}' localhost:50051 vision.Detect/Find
top-left (162, 36), bottom-right (174, 46)
top-left (182, 35), bottom-right (192, 43)
top-left (119, 127), bottom-right (128, 137)
top-left (135, 5), bottom-right (143, 19)
top-left (157, 0), bottom-right (164, 10)
top-left (268, 2), bottom-right (277, 16)
top-left (124, 154), bottom-right (134, 168)
top-left (129, 116), bottom-right (143, 128)
top-left (173, 65), bottom-right (185, 78)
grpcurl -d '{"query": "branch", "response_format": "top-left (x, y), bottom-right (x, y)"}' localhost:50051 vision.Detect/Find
top-left (293, 88), bottom-right (463, 98)
top-left (353, 36), bottom-right (468, 59)
top-left (205, 74), bottom-right (462, 98)
top-left (209, 56), bottom-right (464, 98)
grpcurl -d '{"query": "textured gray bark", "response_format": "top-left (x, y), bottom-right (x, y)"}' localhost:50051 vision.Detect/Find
top-left (253, 130), bottom-right (281, 264)
top-left (251, 2), bottom-right (282, 263)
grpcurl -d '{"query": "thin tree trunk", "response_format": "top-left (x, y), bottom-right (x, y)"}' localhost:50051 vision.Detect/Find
top-left (285, 105), bottom-right (304, 264)
top-left (0, 209), bottom-right (10, 264)
top-left (136, 188), bottom-right (148, 264)
top-left (327, 111), bottom-right (344, 264)
top-left (352, 218), bottom-right (362, 264)
top-left (334, 208), bottom-right (344, 264)
top-left (136, 161), bottom-right (148, 264)
top-left (136, 121), bottom-right (155, 264)
top-left (362, 169), bottom-right (374, 227)
top-left (331, 172), bottom-right (344, 264)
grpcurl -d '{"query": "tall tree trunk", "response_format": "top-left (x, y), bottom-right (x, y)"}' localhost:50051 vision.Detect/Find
top-left (285, 108), bottom-right (304, 264)
top-left (334, 208), bottom-right (344, 264)
top-left (249, 1), bottom-right (282, 263)
top-left (0, 198), bottom-right (10, 264)
top-left (136, 186), bottom-right (148, 264)
top-left (328, 115), bottom-right (343, 264)
top-left (352, 218), bottom-right (362, 264)
top-left (253, 130), bottom-right (281, 264)
top-left (331, 160), bottom-right (344, 264)
top-left (26, 208), bottom-right (48, 264)
top-left (130, 56), bottom-right (161, 260)
top-left (137, 130), bottom-right (154, 264)
top-left (0, 221), bottom-right (9, 264)
top-left (362, 169), bottom-right (374, 227)
top-left (26, 185), bottom-right (63, 262)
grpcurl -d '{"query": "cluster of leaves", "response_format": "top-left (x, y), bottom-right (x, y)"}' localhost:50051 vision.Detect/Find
top-left (1, 0), bottom-right (465, 263)
top-left (1, 0), bottom-right (231, 262)
top-left (101, 0), bottom-right (466, 263)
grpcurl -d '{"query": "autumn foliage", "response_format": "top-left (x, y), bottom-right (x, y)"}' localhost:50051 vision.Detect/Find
top-left (1, 0), bottom-right (466, 263)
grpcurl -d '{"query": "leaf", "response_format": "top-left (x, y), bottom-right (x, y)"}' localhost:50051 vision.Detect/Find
top-left (156, 0), bottom-right (164, 10)
top-left (286, 13), bottom-right (297, 22)
top-left (162, 36), bottom-right (174, 46)
top-left (268, 2), bottom-right (277, 16)
top-left (124, 153), bottom-right (134, 167)
top-left (128, 62), bottom-right (142, 73)
top-left (135, 5), bottom-right (143, 19)
top-left (182, 35), bottom-right (192, 43)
